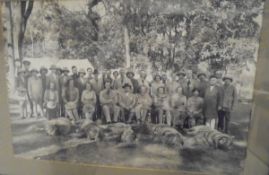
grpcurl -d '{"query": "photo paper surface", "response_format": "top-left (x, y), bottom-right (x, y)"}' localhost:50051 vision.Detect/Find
top-left (2, 0), bottom-right (265, 174)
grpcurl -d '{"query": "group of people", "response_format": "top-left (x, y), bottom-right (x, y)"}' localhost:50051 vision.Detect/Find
top-left (15, 60), bottom-right (237, 134)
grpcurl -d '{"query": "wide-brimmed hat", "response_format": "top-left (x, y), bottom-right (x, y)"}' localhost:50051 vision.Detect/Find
top-left (122, 83), bottom-right (132, 89)
top-left (31, 68), bottom-right (38, 73)
top-left (176, 71), bottom-right (186, 77)
top-left (126, 69), bottom-right (135, 76)
top-left (153, 73), bottom-right (162, 80)
top-left (62, 67), bottom-right (70, 73)
top-left (197, 72), bottom-right (206, 78)
top-left (222, 75), bottom-right (233, 82)
top-left (22, 60), bottom-right (31, 65)
top-left (49, 64), bottom-right (57, 70)
top-left (40, 66), bottom-right (48, 73)
top-left (78, 68), bottom-right (86, 74)
top-left (209, 75), bottom-right (217, 79)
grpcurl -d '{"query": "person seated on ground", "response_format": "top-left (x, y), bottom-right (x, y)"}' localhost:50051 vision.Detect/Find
top-left (169, 86), bottom-right (187, 129)
top-left (99, 79), bottom-right (120, 124)
top-left (62, 78), bottom-right (79, 123)
top-left (118, 83), bottom-right (137, 123)
top-left (186, 89), bottom-right (204, 127)
top-left (153, 86), bottom-right (172, 125)
top-left (81, 82), bottom-right (97, 121)
top-left (134, 85), bottom-right (152, 124)
top-left (28, 68), bottom-right (44, 118)
top-left (44, 82), bottom-right (59, 120)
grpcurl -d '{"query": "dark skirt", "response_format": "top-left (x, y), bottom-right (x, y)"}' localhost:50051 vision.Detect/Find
top-left (47, 107), bottom-right (58, 120)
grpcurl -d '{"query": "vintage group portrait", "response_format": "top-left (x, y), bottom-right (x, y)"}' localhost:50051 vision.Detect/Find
top-left (2, 0), bottom-right (266, 174)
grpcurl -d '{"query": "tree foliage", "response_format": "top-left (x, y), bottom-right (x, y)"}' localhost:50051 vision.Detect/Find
top-left (23, 0), bottom-right (264, 71)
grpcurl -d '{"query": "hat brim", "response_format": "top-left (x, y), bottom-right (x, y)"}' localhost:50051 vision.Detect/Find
top-left (177, 73), bottom-right (186, 76)
top-left (222, 77), bottom-right (233, 81)
top-left (126, 72), bottom-right (134, 76)
top-left (197, 73), bottom-right (206, 78)
top-left (22, 61), bottom-right (31, 65)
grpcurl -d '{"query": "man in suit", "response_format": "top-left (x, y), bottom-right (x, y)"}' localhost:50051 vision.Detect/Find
top-left (71, 65), bottom-right (79, 87)
top-left (59, 67), bottom-right (70, 117)
top-left (40, 66), bottom-right (48, 115)
top-left (218, 75), bottom-right (237, 133)
top-left (90, 69), bottom-right (103, 120)
top-left (196, 72), bottom-right (209, 98)
top-left (126, 70), bottom-right (139, 94)
top-left (204, 75), bottom-right (222, 129)
top-left (77, 69), bottom-right (87, 118)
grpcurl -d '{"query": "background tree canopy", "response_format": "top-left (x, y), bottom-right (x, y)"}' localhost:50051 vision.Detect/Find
top-left (22, 0), bottom-right (264, 72)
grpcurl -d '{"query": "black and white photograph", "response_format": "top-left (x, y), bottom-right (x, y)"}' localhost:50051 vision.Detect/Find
top-left (2, 0), bottom-right (266, 174)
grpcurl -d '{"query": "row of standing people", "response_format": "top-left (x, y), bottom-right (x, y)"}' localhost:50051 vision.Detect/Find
top-left (15, 60), bottom-right (237, 133)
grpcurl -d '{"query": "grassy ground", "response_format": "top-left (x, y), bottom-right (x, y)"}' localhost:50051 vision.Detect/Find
top-left (10, 102), bottom-right (251, 175)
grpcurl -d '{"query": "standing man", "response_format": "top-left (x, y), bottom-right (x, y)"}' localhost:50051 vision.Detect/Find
top-left (90, 69), bottom-right (104, 120)
top-left (182, 70), bottom-right (195, 99)
top-left (28, 69), bottom-right (43, 118)
top-left (47, 65), bottom-right (60, 117)
top-left (40, 66), bottom-right (48, 115)
top-left (196, 72), bottom-right (208, 98)
top-left (77, 69), bottom-right (87, 118)
top-left (71, 66), bottom-right (79, 87)
top-left (203, 75), bottom-right (222, 129)
top-left (86, 67), bottom-right (94, 80)
top-left (137, 70), bottom-right (150, 89)
top-left (22, 60), bottom-right (33, 117)
top-left (112, 70), bottom-right (121, 90)
top-left (60, 67), bottom-right (70, 117)
top-left (218, 75), bottom-right (237, 133)
top-left (99, 80), bottom-right (120, 123)
top-left (126, 69), bottom-right (139, 93)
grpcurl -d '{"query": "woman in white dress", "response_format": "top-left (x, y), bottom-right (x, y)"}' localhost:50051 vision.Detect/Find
top-left (81, 82), bottom-right (97, 121)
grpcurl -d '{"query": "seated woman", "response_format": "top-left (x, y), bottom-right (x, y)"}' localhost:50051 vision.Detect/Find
top-left (62, 79), bottom-right (79, 123)
top-left (187, 89), bottom-right (204, 127)
top-left (118, 83), bottom-right (137, 123)
top-left (153, 86), bottom-right (171, 125)
top-left (134, 85), bottom-right (152, 124)
top-left (170, 86), bottom-right (187, 129)
top-left (81, 82), bottom-right (97, 121)
top-left (99, 80), bottom-right (120, 123)
top-left (44, 82), bottom-right (59, 120)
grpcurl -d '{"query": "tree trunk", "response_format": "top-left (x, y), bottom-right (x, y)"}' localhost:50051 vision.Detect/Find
top-left (124, 26), bottom-right (130, 68)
